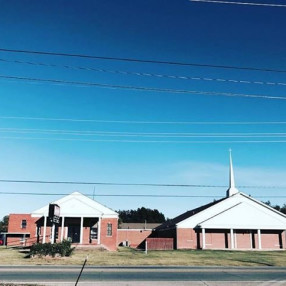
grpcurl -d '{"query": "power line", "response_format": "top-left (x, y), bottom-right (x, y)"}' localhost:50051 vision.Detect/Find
top-left (189, 0), bottom-right (286, 7)
top-left (0, 48), bottom-right (285, 73)
top-left (1, 58), bottom-right (285, 87)
top-left (3, 128), bottom-right (286, 138)
top-left (2, 136), bottom-right (286, 143)
top-left (1, 74), bottom-right (286, 100)
top-left (0, 179), bottom-right (225, 187)
top-left (0, 191), bottom-right (285, 199)
top-left (0, 191), bottom-right (222, 198)
top-left (0, 179), bottom-right (286, 189)
top-left (2, 116), bottom-right (286, 125)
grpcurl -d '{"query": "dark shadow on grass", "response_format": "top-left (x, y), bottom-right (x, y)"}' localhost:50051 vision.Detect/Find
top-left (235, 259), bottom-right (274, 266)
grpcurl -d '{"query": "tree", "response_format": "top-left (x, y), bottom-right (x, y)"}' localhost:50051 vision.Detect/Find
top-left (263, 201), bottom-right (286, 215)
top-left (117, 207), bottom-right (166, 223)
top-left (0, 215), bottom-right (8, 232)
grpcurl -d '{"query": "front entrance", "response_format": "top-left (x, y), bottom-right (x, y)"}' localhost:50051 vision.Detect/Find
top-left (68, 226), bottom-right (80, 243)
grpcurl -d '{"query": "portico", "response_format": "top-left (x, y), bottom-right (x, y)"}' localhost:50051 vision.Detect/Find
top-left (31, 192), bottom-right (118, 250)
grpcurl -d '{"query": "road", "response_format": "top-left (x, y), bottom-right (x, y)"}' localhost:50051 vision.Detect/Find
top-left (0, 266), bottom-right (286, 285)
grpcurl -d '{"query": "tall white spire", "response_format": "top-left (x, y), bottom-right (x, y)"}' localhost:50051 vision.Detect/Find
top-left (226, 149), bottom-right (239, 197)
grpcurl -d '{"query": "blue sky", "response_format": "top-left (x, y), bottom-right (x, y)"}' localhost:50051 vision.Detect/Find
top-left (0, 0), bottom-right (286, 219)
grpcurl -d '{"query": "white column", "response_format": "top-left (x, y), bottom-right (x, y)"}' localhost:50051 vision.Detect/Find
top-left (202, 228), bottom-right (206, 249)
top-left (80, 217), bottom-right (83, 244)
top-left (60, 216), bottom-right (65, 242)
top-left (43, 216), bottom-right (47, 243)
top-left (98, 217), bottom-right (101, 245)
top-left (258, 229), bottom-right (262, 249)
top-left (230, 229), bottom-right (234, 249)
top-left (51, 224), bottom-right (55, 244)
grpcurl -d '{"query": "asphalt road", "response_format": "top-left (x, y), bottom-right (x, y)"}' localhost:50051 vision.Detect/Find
top-left (1, 266), bottom-right (286, 285)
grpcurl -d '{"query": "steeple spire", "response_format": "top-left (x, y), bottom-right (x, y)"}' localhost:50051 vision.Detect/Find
top-left (227, 149), bottom-right (239, 197)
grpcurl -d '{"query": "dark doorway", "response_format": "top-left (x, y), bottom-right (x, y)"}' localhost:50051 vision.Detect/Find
top-left (68, 226), bottom-right (80, 243)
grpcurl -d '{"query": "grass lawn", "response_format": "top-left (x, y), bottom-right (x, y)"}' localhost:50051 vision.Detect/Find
top-left (1, 246), bottom-right (286, 266)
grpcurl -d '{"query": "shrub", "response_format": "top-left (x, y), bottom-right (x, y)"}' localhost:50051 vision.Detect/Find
top-left (30, 240), bottom-right (75, 258)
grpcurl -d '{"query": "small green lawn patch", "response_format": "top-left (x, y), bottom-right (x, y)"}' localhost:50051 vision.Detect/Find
top-left (1, 246), bottom-right (286, 266)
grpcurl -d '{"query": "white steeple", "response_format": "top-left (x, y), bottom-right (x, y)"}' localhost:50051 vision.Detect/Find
top-left (226, 149), bottom-right (239, 197)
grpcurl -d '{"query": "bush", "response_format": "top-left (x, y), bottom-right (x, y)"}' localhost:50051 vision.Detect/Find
top-left (30, 240), bottom-right (75, 258)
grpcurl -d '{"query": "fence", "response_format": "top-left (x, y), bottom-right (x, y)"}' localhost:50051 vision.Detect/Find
top-left (146, 238), bottom-right (174, 250)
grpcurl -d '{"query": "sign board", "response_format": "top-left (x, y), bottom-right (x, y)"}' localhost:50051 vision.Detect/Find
top-left (49, 204), bottom-right (60, 224)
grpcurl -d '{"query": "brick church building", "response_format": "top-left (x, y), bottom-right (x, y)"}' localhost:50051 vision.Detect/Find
top-left (7, 192), bottom-right (118, 251)
top-left (153, 153), bottom-right (286, 250)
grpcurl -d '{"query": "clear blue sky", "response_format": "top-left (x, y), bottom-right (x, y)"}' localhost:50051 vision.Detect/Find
top-left (0, 0), bottom-right (286, 219)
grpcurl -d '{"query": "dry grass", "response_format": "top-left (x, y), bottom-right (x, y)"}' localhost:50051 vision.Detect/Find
top-left (1, 246), bottom-right (286, 266)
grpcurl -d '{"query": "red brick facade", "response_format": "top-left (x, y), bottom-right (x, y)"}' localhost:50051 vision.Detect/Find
top-left (7, 214), bottom-right (39, 246)
top-left (176, 228), bottom-right (286, 250)
top-left (7, 214), bottom-right (118, 251)
top-left (100, 218), bottom-right (118, 251)
top-left (117, 229), bottom-right (152, 248)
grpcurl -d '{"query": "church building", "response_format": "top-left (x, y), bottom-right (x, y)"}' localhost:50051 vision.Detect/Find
top-left (7, 192), bottom-right (118, 251)
top-left (153, 153), bottom-right (286, 250)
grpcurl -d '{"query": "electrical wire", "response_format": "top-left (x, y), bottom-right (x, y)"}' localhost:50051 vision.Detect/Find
top-left (2, 128), bottom-right (286, 138)
top-left (1, 136), bottom-right (286, 143)
top-left (0, 74), bottom-right (285, 100)
top-left (189, 0), bottom-right (286, 7)
top-left (1, 58), bottom-right (285, 87)
top-left (0, 179), bottom-right (286, 189)
top-left (1, 116), bottom-right (286, 125)
top-left (0, 191), bottom-right (286, 199)
top-left (0, 48), bottom-right (285, 73)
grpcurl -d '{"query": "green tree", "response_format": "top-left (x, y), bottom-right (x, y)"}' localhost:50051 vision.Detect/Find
top-left (263, 201), bottom-right (286, 215)
top-left (118, 207), bottom-right (166, 223)
top-left (0, 215), bottom-right (8, 232)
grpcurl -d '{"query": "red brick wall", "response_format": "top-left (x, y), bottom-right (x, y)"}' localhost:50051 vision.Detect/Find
top-left (235, 231), bottom-right (252, 249)
top-left (117, 229), bottom-right (152, 248)
top-left (261, 230), bottom-right (283, 249)
top-left (7, 214), bottom-right (39, 246)
top-left (205, 230), bottom-right (228, 249)
top-left (146, 238), bottom-right (173, 250)
top-left (100, 218), bottom-right (118, 251)
top-left (176, 228), bottom-right (197, 249)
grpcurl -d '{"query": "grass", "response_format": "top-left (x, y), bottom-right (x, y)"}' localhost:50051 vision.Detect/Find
top-left (1, 246), bottom-right (286, 266)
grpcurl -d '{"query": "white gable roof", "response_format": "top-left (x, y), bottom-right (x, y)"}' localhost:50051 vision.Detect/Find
top-left (177, 192), bottom-right (286, 230)
top-left (31, 192), bottom-right (118, 218)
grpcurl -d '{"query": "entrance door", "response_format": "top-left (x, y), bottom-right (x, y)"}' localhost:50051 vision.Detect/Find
top-left (68, 226), bottom-right (80, 243)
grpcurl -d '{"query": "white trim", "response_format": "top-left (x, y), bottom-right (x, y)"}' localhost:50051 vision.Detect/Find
top-left (60, 216), bottom-right (65, 242)
top-left (98, 217), bottom-right (101, 245)
top-left (230, 229), bottom-right (234, 249)
top-left (31, 192), bottom-right (118, 218)
top-left (51, 224), bottom-right (55, 244)
top-left (80, 217), bottom-right (83, 244)
top-left (258, 229), bottom-right (262, 249)
top-left (43, 216), bottom-right (47, 243)
top-left (202, 228), bottom-right (206, 249)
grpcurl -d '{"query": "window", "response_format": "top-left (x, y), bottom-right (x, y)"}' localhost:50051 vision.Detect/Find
top-left (21, 220), bottom-right (27, 229)
top-left (107, 223), bottom-right (112, 236)
top-left (90, 227), bottom-right (98, 239)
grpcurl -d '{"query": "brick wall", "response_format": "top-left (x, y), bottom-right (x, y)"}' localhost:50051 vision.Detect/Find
top-left (7, 214), bottom-right (39, 246)
top-left (117, 229), bottom-right (152, 248)
top-left (176, 228), bottom-right (197, 249)
top-left (235, 231), bottom-right (252, 249)
top-left (261, 230), bottom-right (283, 249)
top-left (205, 230), bottom-right (228, 249)
top-left (146, 238), bottom-right (173, 250)
top-left (100, 218), bottom-right (118, 251)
